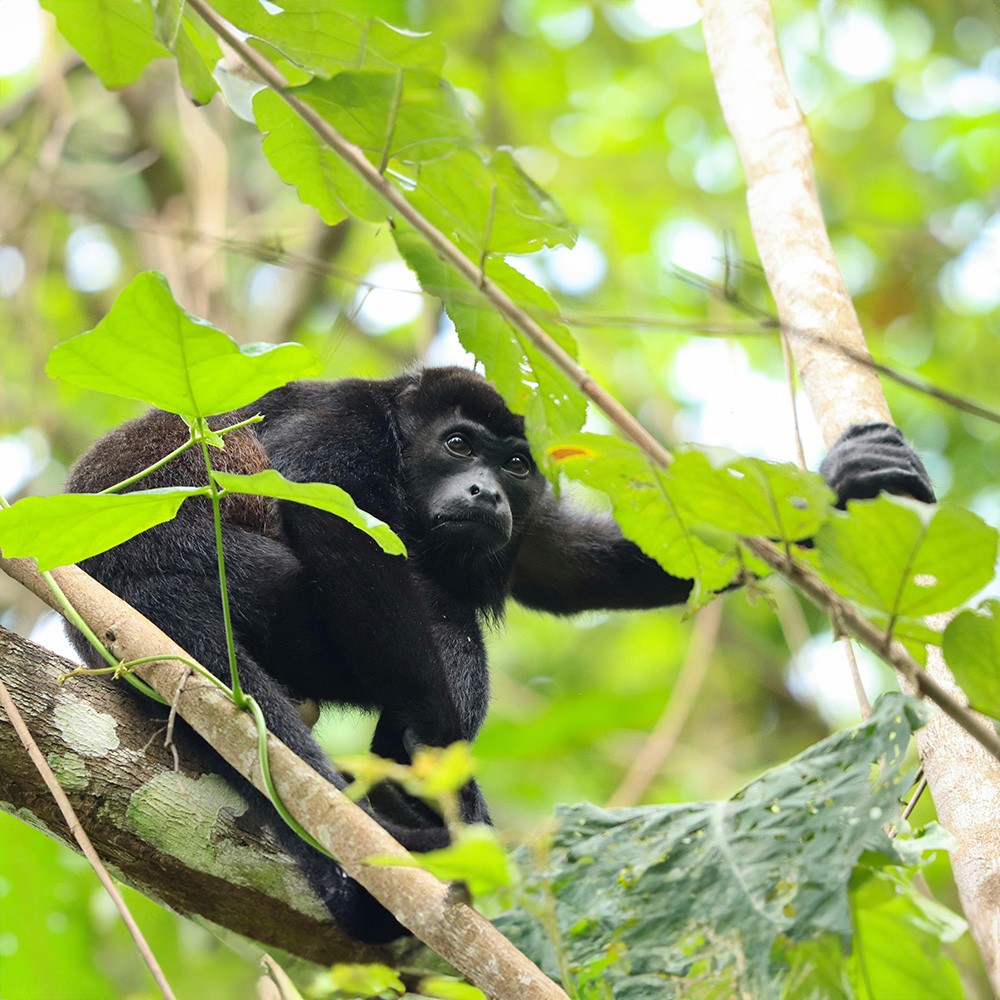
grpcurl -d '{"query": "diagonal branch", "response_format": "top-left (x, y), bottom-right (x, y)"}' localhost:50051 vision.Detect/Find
top-left (0, 557), bottom-right (568, 1000)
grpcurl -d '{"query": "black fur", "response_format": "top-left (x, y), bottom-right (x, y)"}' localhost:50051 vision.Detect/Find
top-left (64, 367), bottom-right (933, 941)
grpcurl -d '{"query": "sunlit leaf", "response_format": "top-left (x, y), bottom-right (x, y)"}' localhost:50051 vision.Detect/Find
top-left (368, 825), bottom-right (516, 898)
top-left (211, 1), bottom-right (444, 77)
top-left (549, 433), bottom-right (741, 592)
top-left (394, 229), bottom-right (586, 447)
top-left (313, 963), bottom-right (404, 998)
top-left (254, 89), bottom-right (387, 224)
top-left (0, 490), bottom-right (198, 571)
top-left (815, 497), bottom-right (998, 620)
top-left (942, 600), bottom-right (1000, 719)
top-left (667, 450), bottom-right (834, 543)
top-left (213, 470), bottom-right (406, 556)
top-left (46, 273), bottom-right (321, 417)
top-left (40, 0), bottom-right (169, 88)
top-left (409, 148), bottom-right (575, 257)
top-left (848, 868), bottom-right (965, 999)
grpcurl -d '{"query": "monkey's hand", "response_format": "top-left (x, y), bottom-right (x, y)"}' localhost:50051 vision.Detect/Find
top-left (819, 422), bottom-right (935, 509)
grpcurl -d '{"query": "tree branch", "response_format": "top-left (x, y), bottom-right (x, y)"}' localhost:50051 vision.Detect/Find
top-left (0, 560), bottom-right (568, 1000)
top-left (701, 1), bottom-right (1000, 989)
top-left (0, 625), bottom-right (431, 968)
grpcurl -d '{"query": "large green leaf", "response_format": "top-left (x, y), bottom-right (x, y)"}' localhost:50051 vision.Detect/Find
top-left (254, 89), bottom-right (388, 224)
top-left (210, 1), bottom-right (444, 77)
top-left (942, 600), bottom-right (1000, 720)
top-left (294, 70), bottom-right (474, 162)
top-left (815, 497), bottom-right (998, 621)
top-left (213, 470), bottom-right (406, 557)
top-left (40, 0), bottom-right (169, 88)
top-left (848, 868), bottom-right (965, 1000)
top-left (0, 490), bottom-right (198, 571)
top-left (498, 694), bottom-right (926, 999)
top-left (46, 273), bottom-right (321, 418)
top-left (547, 434), bottom-right (741, 593)
top-left (667, 450), bottom-right (834, 543)
top-left (408, 148), bottom-right (575, 257)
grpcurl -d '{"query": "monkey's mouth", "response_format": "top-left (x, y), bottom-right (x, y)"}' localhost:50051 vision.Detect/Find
top-left (432, 512), bottom-right (512, 546)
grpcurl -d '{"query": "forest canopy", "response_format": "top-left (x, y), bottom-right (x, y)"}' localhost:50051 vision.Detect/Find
top-left (0, 1), bottom-right (998, 998)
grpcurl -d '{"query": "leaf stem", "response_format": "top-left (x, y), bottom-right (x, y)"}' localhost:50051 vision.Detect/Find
top-left (197, 426), bottom-right (244, 705)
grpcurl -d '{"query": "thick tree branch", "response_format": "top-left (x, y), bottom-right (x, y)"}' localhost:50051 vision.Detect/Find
top-left (701, 1), bottom-right (1000, 989)
top-left (0, 560), bottom-right (568, 1000)
top-left (0, 625), bottom-right (432, 968)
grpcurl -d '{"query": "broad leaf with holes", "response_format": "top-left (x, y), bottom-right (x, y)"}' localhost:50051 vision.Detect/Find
top-left (498, 695), bottom-right (929, 998)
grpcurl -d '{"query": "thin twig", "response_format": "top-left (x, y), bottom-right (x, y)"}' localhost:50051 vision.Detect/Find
top-left (0, 676), bottom-right (176, 1000)
top-left (607, 600), bottom-right (723, 808)
top-left (841, 637), bottom-right (872, 721)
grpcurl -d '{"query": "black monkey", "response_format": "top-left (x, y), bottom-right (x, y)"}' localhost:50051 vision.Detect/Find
top-left (65, 367), bottom-right (933, 942)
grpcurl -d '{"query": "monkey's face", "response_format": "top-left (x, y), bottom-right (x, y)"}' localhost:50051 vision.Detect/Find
top-left (405, 411), bottom-right (544, 555)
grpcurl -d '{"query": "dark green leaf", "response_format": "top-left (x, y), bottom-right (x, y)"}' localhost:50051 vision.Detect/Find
top-left (499, 695), bottom-right (926, 998)
top-left (46, 272), bottom-right (321, 417)
top-left (0, 490), bottom-right (198, 571)
top-left (213, 470), bottom-right (406, 556)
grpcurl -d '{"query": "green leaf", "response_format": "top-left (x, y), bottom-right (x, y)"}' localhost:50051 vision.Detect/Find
top-left (210, 1), bottom-right (443, 77)
top-left (369, 825), bottom-right (516, 898)
top-left (394, 229), bottom-right (586, 447)
top-left (46, 272), bottom-right (321, 417)
top-left (667, 450), bottom-right (834, 543)
top-left (547, 434), bottom-right (741, 593)
top-left (0, 490), bottom-right (198, 571)
top-left (498, 694), bottom-right (926, 996)
top-left (212, 469), bottom-right (406, 556)
top-left (815, 496), bottom-right (998, 620)
top-left (943, 600), bottom-right (1000, 719)
top-left (848, 869), bottom-right (965, 999)
top-left (253, 89), bottom-right (387, 224)
top-left (409, 148), bottom-right (575, 257)
top-left (313, 962), bottom-right (404, 998)
top-left (40, 0), bottom-right (170, 88)
top-left (416, 977), bottom-right (485, 1000)
top-left (296, 70), bottom-right (475, 163)
top-left (174, 13), bottom-right (222, 106)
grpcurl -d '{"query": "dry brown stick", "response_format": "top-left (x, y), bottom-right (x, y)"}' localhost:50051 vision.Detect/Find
top-left (0, 673), bottom-right (177, 1000)
top-left (607, 601), bottom-right (723, 808)
top-left (0, 557), bottom-right (568, 1000)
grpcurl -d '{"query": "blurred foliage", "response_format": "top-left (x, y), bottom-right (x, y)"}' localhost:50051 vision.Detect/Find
top-left (0, 0), bottom-right (998, 996)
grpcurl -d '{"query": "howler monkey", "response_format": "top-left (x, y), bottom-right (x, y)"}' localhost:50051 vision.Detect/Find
top-left (65, 366), bottom-right (934, 942)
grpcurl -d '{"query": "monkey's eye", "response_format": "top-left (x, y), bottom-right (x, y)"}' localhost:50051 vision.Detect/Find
top-left (503, 454), bottom-right (531, 477)
top-left (445, 434), bottom-right (473, 457)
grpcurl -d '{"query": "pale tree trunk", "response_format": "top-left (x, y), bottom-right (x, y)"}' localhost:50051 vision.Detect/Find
top-left (701, 1), bottom-right (1000, 990)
